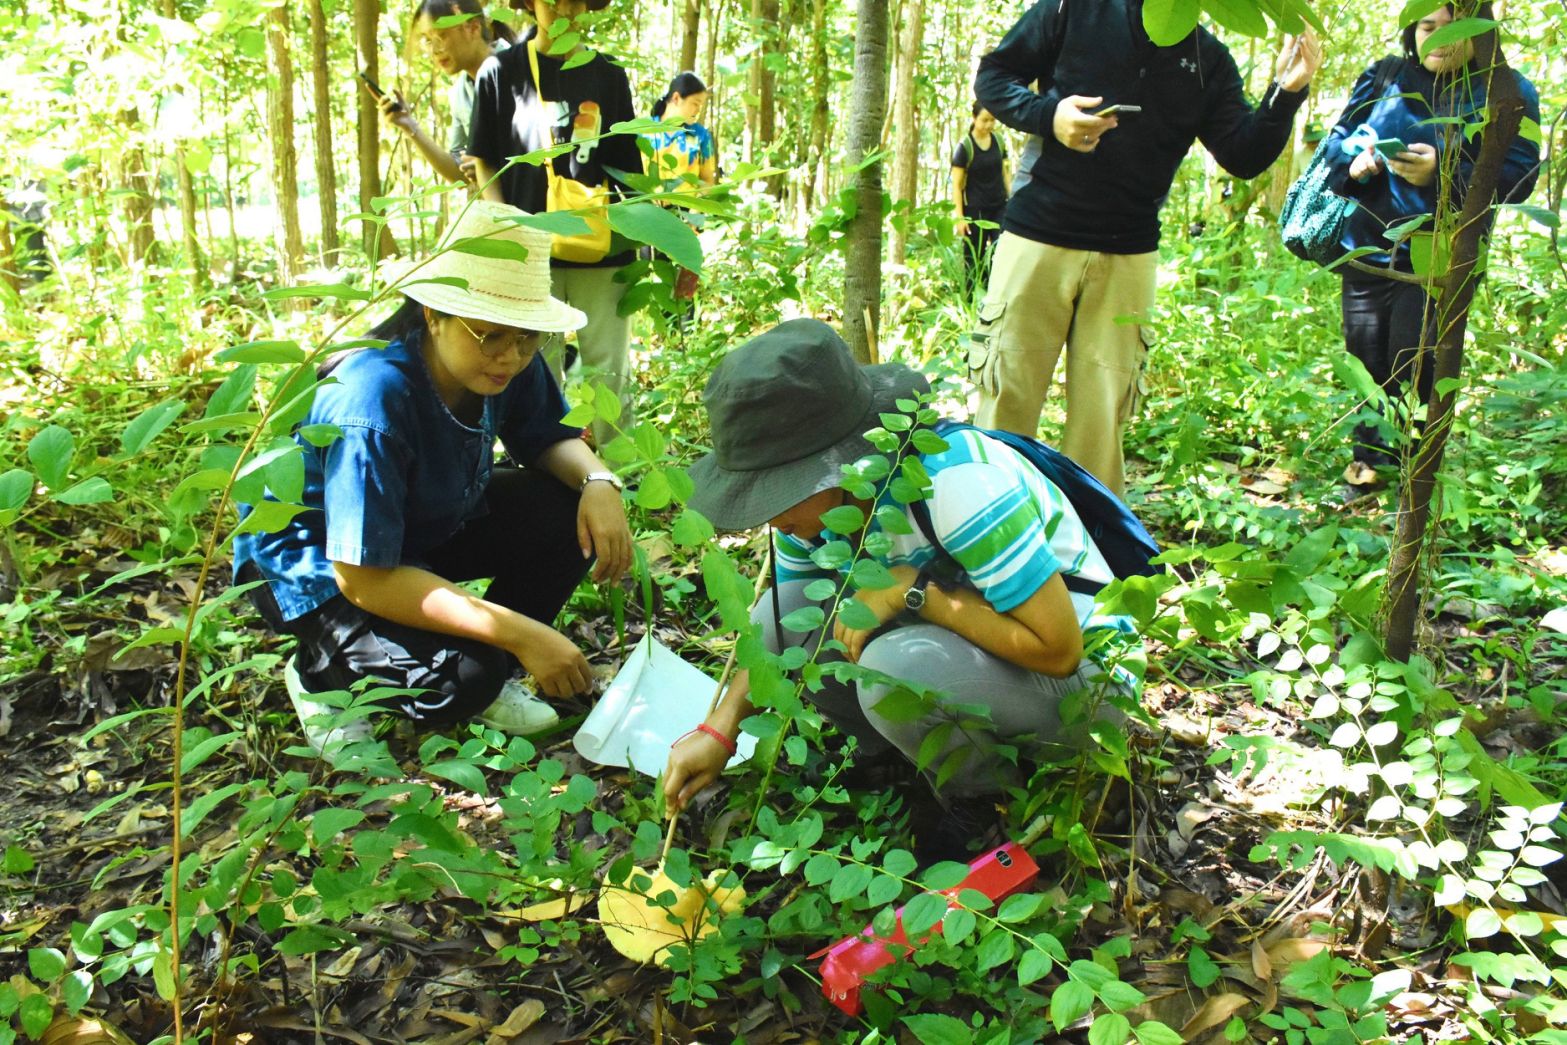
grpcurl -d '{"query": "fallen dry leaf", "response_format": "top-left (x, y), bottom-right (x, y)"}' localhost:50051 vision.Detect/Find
top-left (487, 999), bottom-right (546, 1041)
top-left (1265, 937), bottom-right (1332, 969)
top-left (1179, 992), bottom-right (1250, 1040)
top-left (1251, 938), bottom-right (1272, 981)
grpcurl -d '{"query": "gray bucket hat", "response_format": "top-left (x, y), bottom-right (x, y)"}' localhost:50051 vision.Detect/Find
top-left (687, 319), bottom-right (930, 530)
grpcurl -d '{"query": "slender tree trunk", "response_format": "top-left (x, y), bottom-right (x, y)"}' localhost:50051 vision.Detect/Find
top-left (118, 108), bottom-right (157, 265)
top-left (308, 0), bottom-right (341, 263)
top-left (0, 216), bottom-right (18, 296)
top-left (355, 0), bottom-right (397, 259)
top-left (704, 0), bottom-right (721, 101)
top-left (888, 0), bottom-right (925, 265)
top-left (680, 0), bottom-right (700, 73)
top-left (266, 3), bottom-right (305, 283)
top-left (1383, 33), bottom-right (1526, 662)
top-left (160, 0), bottom-right (207, 287)
top-left (804, 0), bottom-right (830, 210)
top-left (221, 62), bottom-right (242, 284)
top-left (841, 0), bottom-right (890, 363)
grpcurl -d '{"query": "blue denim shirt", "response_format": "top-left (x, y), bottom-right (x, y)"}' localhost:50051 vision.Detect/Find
top-left (234, 330), bottom-right (580, 622)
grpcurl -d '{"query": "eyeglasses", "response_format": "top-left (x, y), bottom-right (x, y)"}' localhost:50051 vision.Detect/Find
top-left (452, 315), bottom-right (540, 361)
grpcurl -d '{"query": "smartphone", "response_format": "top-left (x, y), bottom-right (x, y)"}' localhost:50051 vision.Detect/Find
top-left (1373, 137), bottom-right (1408, 160)
top-left (1092, 104), bottom-right (1142, 117)
top-left (359, 72), bottom-right (403, 112)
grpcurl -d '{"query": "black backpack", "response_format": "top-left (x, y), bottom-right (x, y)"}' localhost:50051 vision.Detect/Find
top-left (907, 421), bottom-right (1160, 598)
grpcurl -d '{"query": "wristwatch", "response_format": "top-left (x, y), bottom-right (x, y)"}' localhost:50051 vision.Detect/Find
top-left (580, 471), bottom-right (623, 492)
top-left (904, 569), bottom-right (933, 613)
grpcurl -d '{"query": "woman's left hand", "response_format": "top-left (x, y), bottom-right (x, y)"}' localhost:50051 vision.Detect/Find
top-left (578, 481), bottom-right (632, 583)
top-left (1387, 143), bottom-right (1438, 188)
top-left (833, 564), bottom-right (917, 663)
top-left (1274, 29), bottom-right (1322, 93)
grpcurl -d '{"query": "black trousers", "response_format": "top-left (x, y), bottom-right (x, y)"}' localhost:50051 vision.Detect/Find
top-left (1340, 270), bottom-right (1435, 467)
top-left (963, 205), bottom-right (1004, 299)
top-left (253, 469), bottom-right (590, 725)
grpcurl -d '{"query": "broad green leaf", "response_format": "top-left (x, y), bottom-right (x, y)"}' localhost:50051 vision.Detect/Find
top-left (1202, 0), bottom-right (1268, 37)
top-left (180, 731), bottom-right (242, 775)
top-left (217, 339), bottom-right (307, 365)
top-left (837, 598), bottom-right (881, 631)
top-left (183, 782), bottom-right (249, 837)
top-left (803, 852), bottom-right (838, 884)
top-left (819, 503), bottom-right (866, 535)
top-left (998, 892), bottom-right (1044, 923)
top-left (1019, 948), bottom-right (1053, 985)
top-left (974, 928), bottom-right (1015, 973)
top-left (942, 906), bottom-right (977, 945)
top-left (120, 399), bottom-right (186, 456)
top-left (779, 606), bottom-right (825, 634)
top-left (276, 924), bottom-right (356, 955)
top-left (0, 469), bottom-right (34, 512)
top-left (1051, 979), bottom-right (1095, 1033)
top-left (1188, 945), bottom-right (1221, 987)
top-left (1464, 907), bottom-right (1501, 939)
top-left (671, 508), bottom-right (715, 547)
top-left (1099, 978), bottom-right (1146, 1011)
top-left (1089, 1013), bottom-right (1133, 1045)
top-left (312, 808), bottom-right (367, 844)
top-left (205, 365), bottom-right (258, 419)
top-left (62, 969), bottom-right (92, 1014)
top-left (426, 759), bottom-right (489, 795)
top-left (902, 1013), bottom-right (973, 1045)
top-left (1418, 17), bottom-right (1496, 58)
top-left (607, 202), bottom-right (703, 271)
top-left (19, 992), bottom-right (53, 1039)
top-left (28, 946), bottom-right (67, 982)
top-left (902, 891), bottom-right (949, 936)
top-left (1142, 0), bottom-right (1200, 45)
top-left (27, 425), bottom-right (74, 489)
top-left (1134, 1021), bottom-right (1186, 1045)
top-left (262, 282), bottom-right (372, 301)
top-left (55, 477), bottom-right (114, 506)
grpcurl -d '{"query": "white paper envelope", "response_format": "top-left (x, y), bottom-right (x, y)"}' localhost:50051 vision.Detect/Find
top-left (573, 636), bottom-right (756, 776)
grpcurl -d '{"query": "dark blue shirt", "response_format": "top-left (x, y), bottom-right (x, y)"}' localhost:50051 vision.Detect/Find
top-left (234, 331), bottom-right (580, 622)
top-left (1324, 58), bottom-right (1541, 268)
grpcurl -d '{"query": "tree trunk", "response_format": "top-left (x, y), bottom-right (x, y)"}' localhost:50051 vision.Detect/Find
top-left (888, 0), bottom-right (925, 265)
top-left (162, 0), bottom-right (208, 287)
top-left (1383, 31), bottom-right (1526, 662)
top-left (308, 0), bottom-right (341, 264)
top-left (841, 0), bottom-right (890, 364)
top-left (118, 108), bottom-right (157, 266)
top-left (354, 0), bottom-right (396, 259)
top-left (803, 0), bottom-right (830, 210)
top-left (266, 3), bottom-right (305, 284)
top-left (680, 0), bottom-right (700, 74)
top-left (703, 0), bottom-right (721, 103)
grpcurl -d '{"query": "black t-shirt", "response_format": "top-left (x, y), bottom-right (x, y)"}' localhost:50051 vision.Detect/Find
top-left (468, 30), bottom-right (641, 267)
top-left (951, 134), bottom-right (1008, 214)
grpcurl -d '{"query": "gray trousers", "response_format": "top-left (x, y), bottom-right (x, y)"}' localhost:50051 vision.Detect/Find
top-left (543, 265), bottom-right (631, 449)
top-left (758, 581), bottom-right (1128, 797)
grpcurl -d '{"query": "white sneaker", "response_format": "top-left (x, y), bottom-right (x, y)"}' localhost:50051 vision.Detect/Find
top-left (284, 656), bottom-right (373, 756)
top-left (478, 679), bottom-right (559, 735)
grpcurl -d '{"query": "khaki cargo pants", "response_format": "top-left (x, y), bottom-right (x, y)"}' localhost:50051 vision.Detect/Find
top-left (970, 233), bottom-right (1156, 497)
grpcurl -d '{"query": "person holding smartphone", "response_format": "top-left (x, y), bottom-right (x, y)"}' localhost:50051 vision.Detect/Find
top-left (1321, 3), bottom-right (1540, 488)
top-left (373, 0), bottom-right (515, 185)
top-left (971, 1), bottom-right (1321, 496)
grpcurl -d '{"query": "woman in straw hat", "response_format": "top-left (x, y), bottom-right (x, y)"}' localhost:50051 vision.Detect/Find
top-left (235, 201), bottom-right (631, 754)
top-left (663, 319), bottom-right (1139, 860)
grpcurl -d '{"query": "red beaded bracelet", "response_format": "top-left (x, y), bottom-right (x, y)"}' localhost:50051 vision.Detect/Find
top-left (674, 724), bottom-right (737, 756)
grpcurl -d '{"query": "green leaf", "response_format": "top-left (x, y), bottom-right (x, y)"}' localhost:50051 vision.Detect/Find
top-left (1099, 978), bottom-right (1146, 1012)
top-left (837, 598), bottom-right (881, 631)
top-left (942, 906), bottom-right (977, 945)
top-left (312, 808), bottom-right (367, 845)
top-left (1133, 1021), bottom-right (1186, 1045)
top-left (803, 578), bottom-right (838, 601)
top-left (28, 946), bottom-right (67, 982)
top-left (216, 339), bottom-right (307, 364)
top-left (120, 399), bottom-right (186, 456)
top-left (1418, 17), bottom-right (1496, 58)
top-left (183, 782), bottom-right (248, 837)
top-left (1019, 947), bottom-right (1053, 985)
top-left (870, 687), bottom-right (929, 723)
top-left (1201, 0), bottom-right (1268, 36)
top-left (1189, 945), bottom-right (1221, 987)
top-left (828, 862), bottom-right (874, 903)
top-left (902, 891), bottom-right (949, 936)
top-left (779, 606), bottom-right (825, 634)
top-left (1089, 1013), bottom-right (1133, 1045)
top-left (19, 993), bottom-right (53, 1040)
top-left (3, 844), bottom-right (35, 874)
top-left (27, 425), bottom-right (74, 490)
top-left (426, 759), bottom-right (488, 795)
top-left (180, 731), bottom-right (242, 775)
top-left (975, 928), bottom-right (1016, 973)
top-left (671, 507), bottom-right (714, 547)
top-left (902, 1013), bottom-right (973, 1045)
top-left (607, 202), bottom-right (703, 271)
top-left (1142, 0), bottom-right (1200, 45)
top-left (0, 469), bottom-right (34, 512)
top-left (276, 924), bottom-right (356, 955)
top-left (233, 500), bottom-right (311, 536)
top-left (819, 503), bottom-right (866, 536)
top-left (803, 852), bottom-right (838, 885)
top-left (262, 281), bottom-right (372, 302)
top-left (62, 970), bottom-right (92, 1014)
top-left (850, 559), bottom-right (895, 591)
top-left (1465, 907), bottom-right (1502, 940)
top-left (54, 477), bottom-right (113, 506)
top-left (998, 893), bottom-right (1044, 923)
top-left (1051, 979), bottom-right (1095, 1033)
top-left (449, 235), bottom-right (534, 263)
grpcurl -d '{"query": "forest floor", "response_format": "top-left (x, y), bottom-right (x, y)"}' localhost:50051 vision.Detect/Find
top-left (4, 462), bottom-right (1564, 1045)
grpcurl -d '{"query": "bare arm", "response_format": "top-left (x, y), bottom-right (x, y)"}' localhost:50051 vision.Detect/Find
top-left (331, 560), bottom-right (592, 697)
top-left (837, 565), bottom-right (1082, 677)
top-left (951, 165), bottom-right (969, 234)
top-left (664, 667), bottom-right (753, 811)
top-left (533, 438), bottom-right (633, 583)
top-left (473, 156), bottom-right (506, 202)
top-left (380, 92), bottom-right (464, 183)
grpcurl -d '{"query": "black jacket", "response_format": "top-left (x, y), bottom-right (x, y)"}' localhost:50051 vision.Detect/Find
top-left (976, 0), bottom-right (1306, 253)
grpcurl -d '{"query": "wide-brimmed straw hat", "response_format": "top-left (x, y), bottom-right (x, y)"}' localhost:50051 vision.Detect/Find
top-left (687, 319), bottom-right (930, 530)
top-left (387, 200), bottom-right (586, 333)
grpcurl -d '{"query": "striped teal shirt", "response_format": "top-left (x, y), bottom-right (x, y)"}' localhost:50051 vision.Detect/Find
top-left (775, 428), bottom-right (1138, 670)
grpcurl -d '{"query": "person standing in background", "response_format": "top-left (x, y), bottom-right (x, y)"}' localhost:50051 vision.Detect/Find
top-left (378, 0), bottom-right (514, 186)
top-left (469, 0), bottom-right (639, 449)
top-left (951, 103), bottom-right (1010, 299)
top-left (972, 0), bottom-right (1320, 496)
